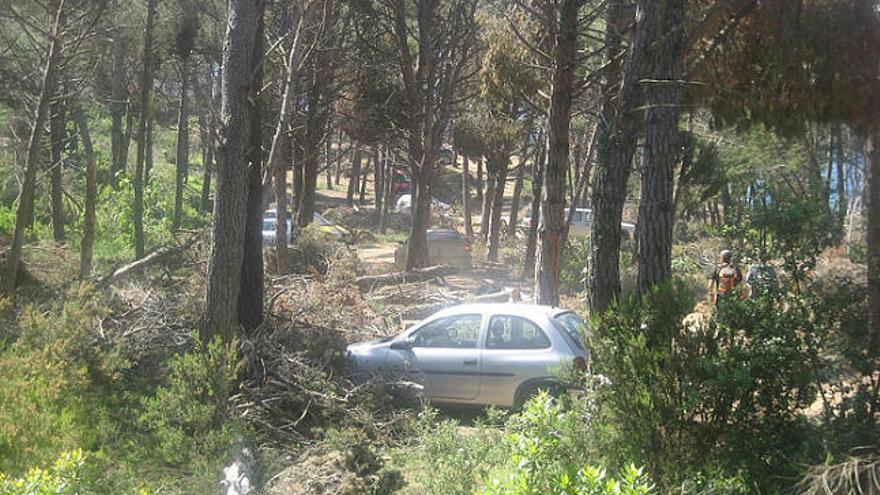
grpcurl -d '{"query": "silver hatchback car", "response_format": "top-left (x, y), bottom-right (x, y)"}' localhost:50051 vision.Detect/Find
top-left (346, 304), bottom-right (588, 408)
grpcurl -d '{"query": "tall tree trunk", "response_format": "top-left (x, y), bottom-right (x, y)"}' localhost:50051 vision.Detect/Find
top-left (378, 152), bottom-right (394, 233)
top-left (123, 94), bottom-right (135, 173)
top-left (326, 135), bottom-right (333, 190)
top-left (636, 0), bottom-right (684, 294)
top-left (405, 167), bottom-right (434, 269)
top-left (487, 164), bottom-right (509, 262)
top-left (299, 133), bottom-right (320, 226)
top-left (49, 91), bottom-right (66, 242)
top-left (145, 118), bottom-right (154, 184)
top-left (358, 158), bottom-right (369, 205)
top-left (74, 106), bottom-right (97, 277)
top-left (866, 131), bottom-right (880, 360)
top-left (480, 173), bottom-right (495, 243)
top-left (200, 64), bottom-right (220, 213)
top-left (374, 146), bottom-right (383, 213)
top-left (523, 145), bottom-right (545, 280)
top-left (837, 127), bottom-right (848, 223)
top-left (508, 162), bottom-right (525, 233)
top-left (535, 0), bottom-right (580, 306)
top-left (335, 129), bottom-right (344, 185)
top-left (476, 156), bottom-right (484, 204)
top-left (133, 0), bottom-right (157, 258)
top-left (588, 0), bottom-right (650, 313)
top-left (1, 1), bottom-right (65, 295)
top-left (199, 111), bottom-right (213, 212)
top-left (203, 0), bottom-right (259, 343)
top-left (463, 155), bottom-right (473, 239)
top-left (292, 135), bottom-right (304, 215)
top-left (173, 60), bottom-right (190, 231)
top-left (347, 144), bottom-right (362, 206)
top-left (266, 20), bottom-right (303, 271)
top-left (238, 2), bottom-right (265, 333)
top-left (110, 29), bottom-right (125, 188)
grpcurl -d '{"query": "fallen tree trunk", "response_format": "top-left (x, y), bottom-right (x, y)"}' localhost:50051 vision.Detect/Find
top-left (355, 265), bottom-right (458, 292)
top-left (100, 237), bottom-right (198, 285)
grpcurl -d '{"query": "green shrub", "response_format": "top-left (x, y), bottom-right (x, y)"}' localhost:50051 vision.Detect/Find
top-left (0, 450), bottom-right (85, 495)
top-left (136, 335), bottom-right (244, 491)
top-left (483, 393), bottom-right (653, 495)
top-left (589, 280), bottom-right (821, 492)
top-left (392, 408), bottom-right (508, 495)
top-left (0, 287), bottom-right (119, 473)
top-left (561, 236), bottom-right (589, 293)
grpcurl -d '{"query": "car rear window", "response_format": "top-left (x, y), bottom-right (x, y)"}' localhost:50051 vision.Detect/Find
top-left (553, 312), bottom-right (587, 350)
top-left (486, 315), bottom-right (551, 350)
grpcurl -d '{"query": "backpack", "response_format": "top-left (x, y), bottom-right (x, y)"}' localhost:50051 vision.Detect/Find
top-left (717, 264), bottom-right (740, 295)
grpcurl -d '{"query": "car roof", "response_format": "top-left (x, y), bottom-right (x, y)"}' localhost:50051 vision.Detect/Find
top-left (430, 303), bottom-right (571, 320)
top-left (426, 229), bottom-right (464, 241)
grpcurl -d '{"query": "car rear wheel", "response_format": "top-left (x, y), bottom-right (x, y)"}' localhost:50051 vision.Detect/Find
top-left (515, 382), bottom-right (565, 410)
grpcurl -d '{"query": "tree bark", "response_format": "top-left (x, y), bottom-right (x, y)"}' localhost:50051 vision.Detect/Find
top-left (238, 2), bottom-right (265, 333)
top-left (203, 0), bottom-right (259, 343)
top-left (110, 29), bottom-right (126, 188)
top-left (1, 1), bottom-right (66, 295)
top-left (508, 162), bottom-right (525, 234)
top-left (200, 63), bottom-right (220, 213)
top-left (535, 0), bottom-right (580, 307)
top-left (476, 156), bottom-right (484, 204)
top-left (523, 141), bottom-right (545, 280)
top-left (480, 173), bottom-right (495, 243)
top-left (462, 155), bottom-right (473, 239)
top-left (172, 60), bottom-right (190, 231)
top-left (835, 126), bottom-right (847, 223)
top-left (636, 0), bottom-right (684, 294)
top-left (347, 143), bottom-right (362, 206)
top-left (866, 130), bottom-right (880, 359)
top-left (49, 90), bottom-right (66, 242)
top-left (588, 0), bottom-right (650, 313)
top-left (145, 118), bottom-right (154, 184)
top-left (75, 106), bottom-right (97, 277)
top-left (266, 18), bottom-right (304, 271)
top-left (487, 163), bottom-right (508, 262)
top-left (374, 146), bottom-right (383, 213)
top-left (133, 0), bottom-right (157, 258)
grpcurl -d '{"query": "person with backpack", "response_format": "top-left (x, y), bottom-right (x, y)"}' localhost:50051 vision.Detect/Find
top-left (708, 249), bottom-right (743, 304)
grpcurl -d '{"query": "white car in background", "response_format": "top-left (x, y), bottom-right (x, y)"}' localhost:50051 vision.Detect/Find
top-left (520, 207), bottom-right (635, 238)
top-left (395, 194), bottom-right (451, 216)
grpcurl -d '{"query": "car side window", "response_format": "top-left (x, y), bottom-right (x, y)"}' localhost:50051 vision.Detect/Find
top-left (486, 315), bottom-right (551, 350)
top-left (411, 314), bottom-right (482, 349)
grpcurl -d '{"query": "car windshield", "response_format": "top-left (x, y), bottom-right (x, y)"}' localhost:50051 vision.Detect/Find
top-left (553, 312), bottom-right (587, 350)
top-left (262, 219), bottom-right (275, 231)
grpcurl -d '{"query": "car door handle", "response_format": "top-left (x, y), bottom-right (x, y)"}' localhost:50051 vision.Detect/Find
top-left (463, 358), bottom-right (477, 366)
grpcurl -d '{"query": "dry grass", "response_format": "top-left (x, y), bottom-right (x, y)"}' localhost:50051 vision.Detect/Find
top-left (795, 455), bottom-right (880, 495)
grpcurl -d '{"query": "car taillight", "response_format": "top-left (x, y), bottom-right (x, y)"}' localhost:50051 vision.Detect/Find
top-left (573, 356), bottom-right (588, 373)
top-left (464, 242), bottom-right (471, 252)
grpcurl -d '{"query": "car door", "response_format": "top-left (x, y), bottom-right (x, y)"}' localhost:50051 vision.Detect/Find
top-left (405, 313), bottom-right (483, 401)
top-left (480, 314), bottom-right (556, 406)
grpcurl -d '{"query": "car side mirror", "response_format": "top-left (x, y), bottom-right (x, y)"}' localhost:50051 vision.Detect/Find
top-left (390, 338), bottom-right (412, 350)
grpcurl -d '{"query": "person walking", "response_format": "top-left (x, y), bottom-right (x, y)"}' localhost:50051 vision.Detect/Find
top-left (708, 249), bottom-right (743, 304)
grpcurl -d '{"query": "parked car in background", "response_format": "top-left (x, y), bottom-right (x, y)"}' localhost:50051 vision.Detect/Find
top-left (394, 229), bottom-right (471, 269)
top-left (346, 303), bottom-right (589, 408)
top-left (262, 210), bottom-right (352, 244)
top-left (519, 207), bottom-right (635, 239)
top-left (394, 194), bottom-right (451, 216)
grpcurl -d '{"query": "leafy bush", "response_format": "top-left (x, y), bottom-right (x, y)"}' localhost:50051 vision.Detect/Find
top-left (0, 287), bottom-right (119, 473)
top-left (484, 393), bottom-right (653, 495)
top-left (0, 450), bottom-right (85, 495)
top-left (393, 408), bottom-right (508, 495)
top-left (561, 236), bottom-right (590, 293)
top-left (136, 335), bottom-right (244, 491)
top-left (589, 280), bottom-right (821, 492)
